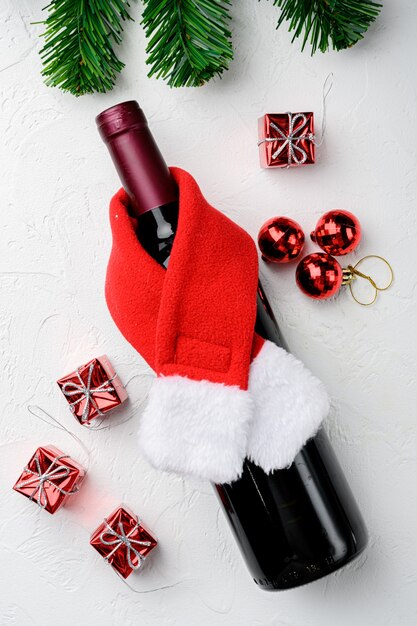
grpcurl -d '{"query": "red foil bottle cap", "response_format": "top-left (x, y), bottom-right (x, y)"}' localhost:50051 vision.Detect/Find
top-left (96, 101), bottom-right (177, 216)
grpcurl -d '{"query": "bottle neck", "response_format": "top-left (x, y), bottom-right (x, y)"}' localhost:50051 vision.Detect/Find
top-left (135, 201), bottom-right (179, 268)
top-left (96, 101), bottom-right (178, 218)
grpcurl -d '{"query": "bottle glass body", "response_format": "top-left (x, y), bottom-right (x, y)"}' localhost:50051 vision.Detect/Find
top-left (215, 284), bottom-right (368, 590)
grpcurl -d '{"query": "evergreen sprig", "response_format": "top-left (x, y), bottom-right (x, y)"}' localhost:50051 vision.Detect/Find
top-left (142, 0), bottom-right (234, 87)
top-left (39, 0), bottom-right (132, 96)
top-left (273, 0), bottom-right (382, 54)
top-left (37, 0), bottom-right (382, 95)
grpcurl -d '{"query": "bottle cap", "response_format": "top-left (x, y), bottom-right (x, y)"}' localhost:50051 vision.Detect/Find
top-left (96, 101), bottom-right (177, 216)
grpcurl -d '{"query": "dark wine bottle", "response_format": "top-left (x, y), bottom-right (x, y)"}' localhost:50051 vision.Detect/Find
top-left (96, 101), bottom-right (368, 591)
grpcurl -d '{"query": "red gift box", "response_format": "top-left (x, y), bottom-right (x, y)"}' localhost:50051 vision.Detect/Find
top-left (258, 112), bottom-right (315, 168)
top-left (90, 506), bottom-right (157, 579)
top-left (57, 355), bottom-right (127, 425)
top-left (13, 445), bottom-right (86, 514)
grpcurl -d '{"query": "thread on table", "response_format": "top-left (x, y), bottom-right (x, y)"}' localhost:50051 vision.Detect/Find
top-left (81, 371), bottom-right (152, 431)
top-left (314, 72), bottom-right (334, 147)
top-left (118, 572), bottom-right (189, 594)
top-left (27, 405), bottom-right (91, 471)
top-left (257, 72), bottom-right (333, 160)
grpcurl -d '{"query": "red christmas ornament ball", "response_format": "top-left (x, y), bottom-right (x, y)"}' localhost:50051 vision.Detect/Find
top-left (311, 209), bottom-right (361, 256)
top-left (258, 216), bottom-right (305, 263)
top-left (296, 253), bottom-right (343, 300)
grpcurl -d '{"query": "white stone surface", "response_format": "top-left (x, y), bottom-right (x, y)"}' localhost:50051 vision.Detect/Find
top-left (1, 1), bottom-right (416, 624)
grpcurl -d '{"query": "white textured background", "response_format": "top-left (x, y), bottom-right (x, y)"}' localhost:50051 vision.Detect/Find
top-left (1, 1), bottom-right (416, 625)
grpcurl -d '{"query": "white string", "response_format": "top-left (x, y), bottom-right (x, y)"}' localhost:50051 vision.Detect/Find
top-left (122, 576), bottom-right (189, 594)
top-left (27, 405), bottom-right (91, 471)
top-left (81, 372), bottom-right (151, 431)
top-left (257, 72), bottom-right (334, 156)
top-left (315, 72), bottom-right (334, 147)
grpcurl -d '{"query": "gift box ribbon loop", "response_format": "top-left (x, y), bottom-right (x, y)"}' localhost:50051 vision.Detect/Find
top-left (258, 112), bottom-right (315, 166)
top-left (100, 520), bottom-right (152, 571)
top-left (15, 453), bottom-right (78, 509)
top-left (61, 361), bottom-right (116, 423)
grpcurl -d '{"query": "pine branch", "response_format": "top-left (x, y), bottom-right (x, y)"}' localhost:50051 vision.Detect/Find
top-left (273, 0), bottom-right (382, 54)
top-left (39, 0), bottom-right (132, 96)
top-left (142, 0), bottom-right (233, 87)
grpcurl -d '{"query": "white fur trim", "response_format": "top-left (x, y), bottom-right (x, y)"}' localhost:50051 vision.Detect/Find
top-left (138, 375), bottom-right (253, 483)
top-left (247, 340), bottom-right (330, 472)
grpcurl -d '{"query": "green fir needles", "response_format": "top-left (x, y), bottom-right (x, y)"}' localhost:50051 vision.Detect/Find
top-left (37, 0), bottom-right (382, 95)
top-left (274, 0), bottom-right (382, 54)
top-left (142, 0), bottom-right (234, 87)
top-left (39, 0), bottom-right (132, 96)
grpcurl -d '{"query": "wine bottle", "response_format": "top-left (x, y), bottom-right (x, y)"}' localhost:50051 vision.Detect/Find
top-left (96, 101), bottom-right (368, 591)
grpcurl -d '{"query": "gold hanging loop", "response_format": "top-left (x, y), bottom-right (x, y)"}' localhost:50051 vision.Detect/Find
top-left (341, 255), bottom-right (394, 306)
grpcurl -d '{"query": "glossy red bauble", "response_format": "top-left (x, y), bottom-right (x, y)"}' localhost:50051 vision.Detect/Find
top-left (310, 210), bottom-right (361, 256)
top-left (296, 253), bottom-right (343, 300)
top-left (258, 217), bottom-right (305, 263)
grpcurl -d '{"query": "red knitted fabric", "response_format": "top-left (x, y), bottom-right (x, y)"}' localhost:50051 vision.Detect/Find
top-left (106, 167), bottom-right (264, 389)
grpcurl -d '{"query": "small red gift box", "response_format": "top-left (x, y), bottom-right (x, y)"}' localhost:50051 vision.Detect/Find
top-left (13, 445), bottom-right (86, 514)
top-left (90, 506), bottom-right (157, 579)
top-left (57, 355), bottom-right (127, 425)
top-left (258, 112), bottom-right (315, 168)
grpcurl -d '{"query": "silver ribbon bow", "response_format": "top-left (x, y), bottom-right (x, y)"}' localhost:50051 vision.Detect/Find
top-left (61, 361), bottom-right (115, 423)
top-left (258, 112), bottom-right (315, 167)
top-left (16, 453), bottom-right (77, 509)
top-left (100, 519), bottom-right (152, 571)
